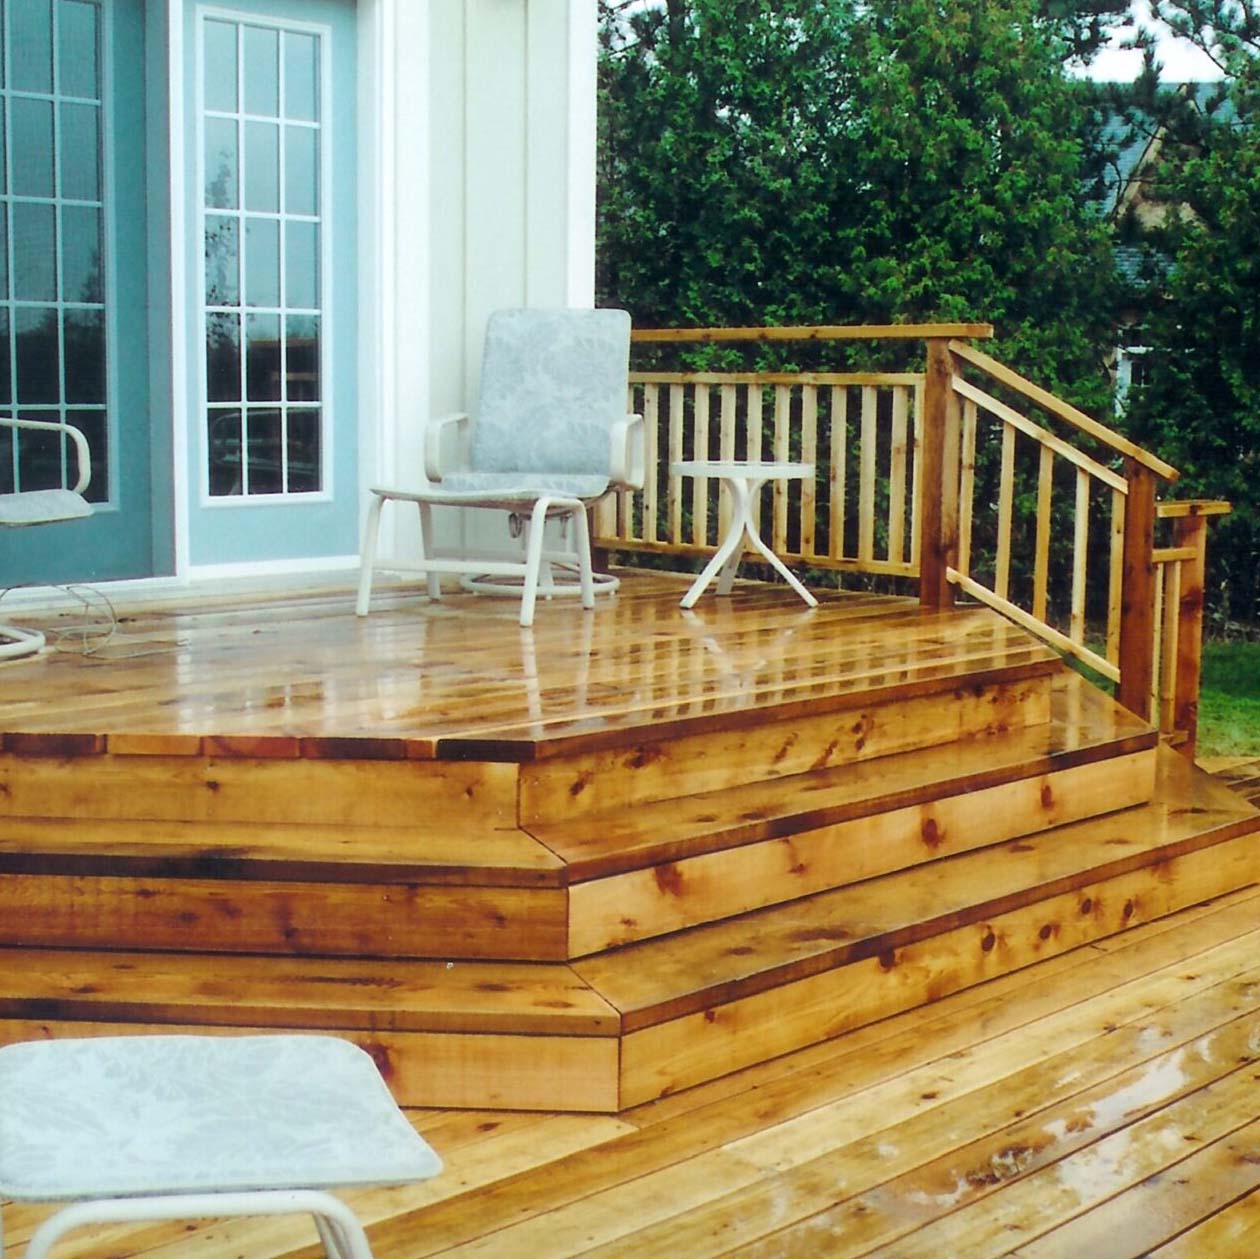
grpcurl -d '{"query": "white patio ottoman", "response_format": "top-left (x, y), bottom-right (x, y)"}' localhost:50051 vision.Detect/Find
top-left (0, 1035), bottom-right (442, 1259)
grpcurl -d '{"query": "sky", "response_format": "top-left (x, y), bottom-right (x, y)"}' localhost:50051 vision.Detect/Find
top-left (1075, 0), bottom-right (1226, 81)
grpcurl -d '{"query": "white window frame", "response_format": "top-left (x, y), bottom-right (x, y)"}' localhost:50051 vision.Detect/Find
top-left (192, 3), bottom-right (335, 509)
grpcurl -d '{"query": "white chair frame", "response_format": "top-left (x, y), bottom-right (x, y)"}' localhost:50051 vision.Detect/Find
top-left (0, 416), bottom-right (93, 660)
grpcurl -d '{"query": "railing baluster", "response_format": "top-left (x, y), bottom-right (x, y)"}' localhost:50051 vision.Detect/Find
top-left (957, 398), bottom-right (978, 580)
top-left (1033, 445), bottom-right (1053, 623)
top-left (1071, 466), bottom-right (1090, 647)
top-left (1107, 488), bottom-right (1125, 667)
top-left (888, 386), bottom-right (909, 566)
top-left (858, 385), bottom-right (877, 566)
top-left (693, 385), bottom-right (710, 546)
top-left (995, 422), bottom-right (1016, 602)
top-left (642, 385), bottom-right (659, 542)
top-left (830, 384), bottom-right (847, 561)
top-left (1160, 558), bottom-right (1182, 733)
top-left (719, 384), bottom-right (736, 540)
top-left (668, 384), bottom-right (684, 546)
top-left (800, 386), bottom-right (818, 560)
top-left (773, 385), bottom-right (791, 554)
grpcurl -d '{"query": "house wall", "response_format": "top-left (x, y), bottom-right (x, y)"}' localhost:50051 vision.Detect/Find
top-left (381, 0), bottom-right (597, 560)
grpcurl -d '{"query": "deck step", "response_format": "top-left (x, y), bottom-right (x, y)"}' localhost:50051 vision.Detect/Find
top-left (591, 747), bottom-right (1260, 1104)
top-left (2, 748), bottom-right (1254, 1111)
top-left (554, 675), bottom-right (1156, 952)
top-left (0, 678), bottom-right (1151, 962)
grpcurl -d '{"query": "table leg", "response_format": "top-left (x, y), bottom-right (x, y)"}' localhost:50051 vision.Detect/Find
top-left (679, 478), bottom-right (753, 610)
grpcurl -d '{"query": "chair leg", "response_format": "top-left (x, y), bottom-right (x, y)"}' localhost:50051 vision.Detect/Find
top-left (570, 507), bottom-right (595, 610)
top-left (520, 498), bottom-right (553, 628)
top-left (417, 502), bottom-right (441, 601)
top-left (23, 1191), bottom-right (378, 1259)
top-left (355, 494), bottom-right (387, 616)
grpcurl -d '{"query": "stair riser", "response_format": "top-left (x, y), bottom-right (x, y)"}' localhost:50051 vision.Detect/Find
top-left (0, 754), bottom-right (518, 830)
top-left (0, 1019), bottom-right (618, 1112)
top-left (520, 676), bottom-right (1053, 823)
top-left (617, 826), bottom-right (1260, 1106)
top-left (567, 748), bottom-right (1158, 955)
top-left (0, 876), bottom-right (570, 960)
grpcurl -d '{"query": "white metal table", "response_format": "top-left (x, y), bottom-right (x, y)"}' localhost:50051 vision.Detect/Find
top-left (671, 460), bottom-right (818, 609)
top-left (0, 1035), bottom-right (442, 1259)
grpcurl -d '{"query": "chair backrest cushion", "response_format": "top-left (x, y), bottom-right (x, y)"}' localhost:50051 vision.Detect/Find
top-left (470, 308), bottom-right (631, 476)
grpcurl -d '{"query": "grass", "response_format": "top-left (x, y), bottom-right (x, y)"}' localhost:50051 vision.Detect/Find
top-left (1197, 639), bottom-right (1260, 759)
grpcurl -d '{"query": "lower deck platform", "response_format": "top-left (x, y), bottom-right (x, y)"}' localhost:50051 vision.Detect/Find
top-left (5, 886), bottom-right (1260, 1257)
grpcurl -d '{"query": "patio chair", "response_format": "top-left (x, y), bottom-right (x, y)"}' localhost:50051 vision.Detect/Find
top-left (0, 1034), bottom-right (442, 1259)
top-left (0, 417), bottom-right (93, 660)
top-left (356, 307), bottom-right (643, 628)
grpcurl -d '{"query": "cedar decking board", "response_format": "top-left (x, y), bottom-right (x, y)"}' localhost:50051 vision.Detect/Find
top-left (0, 576), bottom-right (1257, 1131)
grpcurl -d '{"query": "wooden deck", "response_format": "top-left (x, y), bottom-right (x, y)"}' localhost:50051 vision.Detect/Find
top-left (2, 573), bottom-right (1260, 1253)
top-left (4, 887), bottom-right (1260, 1256)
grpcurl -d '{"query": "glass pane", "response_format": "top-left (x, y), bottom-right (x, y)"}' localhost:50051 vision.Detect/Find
top-left (69, 409), bottom-right (105, 501)
top-left (284, 124), bottom-right (318, 216)
top-left (63, 307), bottom-right (105, 403)
top-left (0, 309), bottom-right (10, 405)
top-left (0, 206), bottom-right (7, 300)
top-left (12, 0), bottom-right (53, 94)
top-left (207, 408), bottom-right (243, 495)
top-left (245, 311), bottom-right (280, 400)
top-left (57, 0), bottom-right (99, 98)
top-left (243, 26), bottom-right (279, 118)
top-left (287, 408), bottom-right (320, 491)
top-left (283, 32), bottom-right (319, 123)
top-left (12, 97), bottom-right (55, 198)
top-left (245, 407), bottom-right (282, 493)
top-left (244, 217), bottom-right (279, 307)
top-left (203, 21), bottom-right (238, 114)
top-left (284, 220), bottom-right (319, 310)
top-left (15, 309), bottom-right (60, 403)
top-left (13, 203), bottom-right (56, 301)
top-left (17, 414), bottom-right (62, 491)
top-left (285, 314), bottom-right (319, 401)
top-left (244, 120), bottom-right (279, 212)
top-left (204, 214), bottom-right (240, 306)
top-left (204, 116), bottom-right (238, 209)
top-left (0, 427), bottom-right (12, 495)
top-left (206, 311), bottom-right (241, 402)
top-left (0, 99), bottom-right (8, 196)
top-left (60, 102), bottom-right (101, 201)
top-left (61, 203), bottom-right (103, 302)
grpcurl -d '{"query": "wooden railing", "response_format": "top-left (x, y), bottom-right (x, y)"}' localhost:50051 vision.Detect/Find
top-left (596, 325), bottom-right (1227, 752)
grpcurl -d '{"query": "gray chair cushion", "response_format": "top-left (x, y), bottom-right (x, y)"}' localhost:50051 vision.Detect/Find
top-left (470, 308), bottom-right (631, 478)
top-left (0, 489), bottom-right (92, 526)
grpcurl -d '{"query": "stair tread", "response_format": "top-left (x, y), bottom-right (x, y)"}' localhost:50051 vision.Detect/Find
top-left (0, 949), bottom-right (616, 1036)
top-left (442, 609), bottom-right (1060, 759)
top-left (0, 818), bottom-right (564, 886)
top-left (535, 673), bottom-right (1154, 880)
top-left (572, 746), bottom-right (1260, 1029)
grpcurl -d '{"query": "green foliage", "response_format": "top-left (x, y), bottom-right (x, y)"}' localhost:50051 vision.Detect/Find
top-left (598, 0), bottom-right (1120, 407)
top-left (1118, 3), bottom-right (1260, 625)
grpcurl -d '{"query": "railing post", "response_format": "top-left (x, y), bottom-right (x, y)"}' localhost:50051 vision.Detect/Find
top-left (1170, 511), bottom-right (1209, 757)
top-left (1117, 459), bottom-right (1158, 724)
top-left (919, 339), bottom-right (961, 608)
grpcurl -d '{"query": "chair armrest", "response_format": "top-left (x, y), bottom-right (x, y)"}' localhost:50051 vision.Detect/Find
top-left (609, 414), bottom-right (645, 490)
top-left (424, 412), bottom-right (470, 482)
top-left (0, 415), bottom-right (92, 494)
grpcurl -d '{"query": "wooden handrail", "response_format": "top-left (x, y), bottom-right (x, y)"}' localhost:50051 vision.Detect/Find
top-left (634, 323), bottom-right (995, 344)
top-left (949, 340), bottom-right (1180, 482)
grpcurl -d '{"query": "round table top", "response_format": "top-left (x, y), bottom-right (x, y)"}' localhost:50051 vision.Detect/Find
top-left (670, 460), bottom-right (815, 480)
